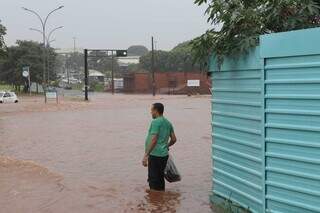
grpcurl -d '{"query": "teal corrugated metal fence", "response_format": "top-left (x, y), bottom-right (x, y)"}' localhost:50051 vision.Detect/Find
top-left (210, 27), bottom-right (320, 213)
top-left (210, 48), bottom-right (264, 213)
top-left (261, 28), bottom-right (320, 213)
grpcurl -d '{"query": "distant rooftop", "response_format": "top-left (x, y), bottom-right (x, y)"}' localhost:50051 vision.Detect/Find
top-left (118, 56), bottom-right (140, 66)
top-left (55, 48), bottom-right (84, 54)
top-left (89, 69), bottom-right (105, 77)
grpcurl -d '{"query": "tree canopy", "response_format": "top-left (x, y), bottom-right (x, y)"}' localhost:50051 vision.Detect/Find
top-left (138, 41), bottom-right (201, 72)
top-left (65, 52), bottom-right (84, 70)
top-left (192, 0), bottom-right (320, 65)
top-left (127, 45), bottom-right (149, 56)
top-left (0, 20), bottom-right (6, 57)
top-left (171, 41), bottom-right (193, 53)
top-left (87, 51), bottom-right (120, 74)
top-left (0, 40), bottom-right (57, 88)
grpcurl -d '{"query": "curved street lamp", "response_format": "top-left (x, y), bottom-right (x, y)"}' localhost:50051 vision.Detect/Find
top-left (30, 26), bottom-right (63, 83)
top-left (22, 6), bottom-right (64, 96)
top-left (30, 26), bottom-right (63, 47)
top-left (47, 26), bottom-right (63, 46)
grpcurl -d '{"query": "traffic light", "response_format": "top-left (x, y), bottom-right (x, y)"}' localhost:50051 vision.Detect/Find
top-left (116, 50), bottom-right (128, 57)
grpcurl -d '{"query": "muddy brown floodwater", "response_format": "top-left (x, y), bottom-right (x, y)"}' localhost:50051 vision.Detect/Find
top-left (0, 94), bottom-right (213, 213)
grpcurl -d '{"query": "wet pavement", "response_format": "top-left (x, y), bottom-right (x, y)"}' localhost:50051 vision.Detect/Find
top-left (0, 93), bottom-right (213, 213)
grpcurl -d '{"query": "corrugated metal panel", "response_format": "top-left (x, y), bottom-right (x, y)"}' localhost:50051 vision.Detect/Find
top-left (210, 48), bottom-right (264, 213)
top-left (263, 50), bottom-right (320, 213)
top-left (210, 28), bottom-right (320, 213)
top-left (261, 28), bottom-right (320, 213)
top-left (260, 27), bottom-right (320, 58)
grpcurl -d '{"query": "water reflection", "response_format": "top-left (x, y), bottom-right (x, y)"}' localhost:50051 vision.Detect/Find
top-left (135, 189), bottom-right (181, 213)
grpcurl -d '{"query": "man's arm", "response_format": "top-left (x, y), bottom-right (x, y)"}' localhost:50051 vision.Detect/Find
top-left (168, 131), bottom-right (177, 147)
top-left (145, 134), bottom-right (158, 156)
top-left (142, 134), bottom-right (158, 167)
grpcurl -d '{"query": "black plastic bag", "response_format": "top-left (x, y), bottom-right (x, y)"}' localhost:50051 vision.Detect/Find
top-left (164, 155), bottom-right (181, 183)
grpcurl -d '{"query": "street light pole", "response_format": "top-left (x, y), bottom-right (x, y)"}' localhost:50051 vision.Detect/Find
top-left (22, 6), bottom-right (64, 102)
top-left (46, 26), bottom-right (63, 83)
top-left (30, 26), bottom-right (63, 84)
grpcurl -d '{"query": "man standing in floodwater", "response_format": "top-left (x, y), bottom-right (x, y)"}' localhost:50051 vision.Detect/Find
top-left (142, 103), bottom-right (177, 191)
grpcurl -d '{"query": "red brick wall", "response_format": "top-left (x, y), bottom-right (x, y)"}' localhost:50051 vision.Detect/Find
top-left (124, 72), bottom-right (211, 94)
top-left (134, 73), bottom-right (150, 93)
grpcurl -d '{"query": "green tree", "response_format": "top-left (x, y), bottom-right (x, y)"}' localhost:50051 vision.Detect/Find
top-left (0, 20), bottom-right (6, 57)
top-left (171, 41), bottom-right (192, 53)
top-left (0, 40), bottom-right (57, 90)
top-left (87, 51), bottom-right (119, 74)
top-left (127, 63), bottom-right (141, 73)
top-left (65, 52), bottom-right (84, 72)
top-left (193, 0), bottom-right (320, 65)
top-left (0, 21), bottom-right (6, 79)
top-left (139, 41), bottom-right (201, 72)
top-left (127, 45), bottom-right (149, 56)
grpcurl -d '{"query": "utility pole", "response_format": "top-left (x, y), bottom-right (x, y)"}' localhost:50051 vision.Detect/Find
top-left (151, 36), bottom-right (155, 96)
top-left (73, 37), bottom-right (76, 53)
top-left (84, 49), bottom-right (89, 101)
top-left (111, 51), bottom-right (115, 95)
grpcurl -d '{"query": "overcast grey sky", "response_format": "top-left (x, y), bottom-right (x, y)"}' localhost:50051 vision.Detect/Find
top-left (1, 0), bottom-right (210, 50)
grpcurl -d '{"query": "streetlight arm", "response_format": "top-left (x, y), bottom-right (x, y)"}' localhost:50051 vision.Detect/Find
top-left (30, 26), bottom-right (62, 47)
top-left (29, 27), bottom-right (43, 34)
top-left (47, 26), bottom-right (63, 42)
top-left (29, 28), bottom-right (49, 44)
top-left (44, 6), bottom-right (64, 27)
top-left (22, 7), bottom-right (44, 28)
top-left (48, 39), bottom-right (56, 44)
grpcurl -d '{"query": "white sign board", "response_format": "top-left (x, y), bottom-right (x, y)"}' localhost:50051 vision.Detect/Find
top-left (46, 92), bottom-right (57, 99)
top-left (187, 80), bottom-right (200, 87)
top-left (114, 78), bottom-right (124, 89)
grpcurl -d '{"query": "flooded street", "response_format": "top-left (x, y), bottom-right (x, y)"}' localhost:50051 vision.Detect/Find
top-left (0, 94), bottom-right (212, 213)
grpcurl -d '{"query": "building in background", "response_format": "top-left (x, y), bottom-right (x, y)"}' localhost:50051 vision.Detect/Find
top-left (118, 56), bottom-right (140, 72)
top-left (89, 69), bottom-right (105, 83)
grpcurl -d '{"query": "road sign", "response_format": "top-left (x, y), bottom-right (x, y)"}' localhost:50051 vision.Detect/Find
top-left (46, 92), bottom-right (57, 99)
top-left (22, 66), bottom-right (31, 96)
top-left (22, 66), bottom-right (30, 78)
top-left (22, 71), bottom-right (29, 77)
top-left (46, 91), bottom-right (58, 104)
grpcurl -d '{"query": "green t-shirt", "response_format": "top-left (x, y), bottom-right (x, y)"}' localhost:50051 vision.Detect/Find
top-left (145, 116), bottom-right (174, 157)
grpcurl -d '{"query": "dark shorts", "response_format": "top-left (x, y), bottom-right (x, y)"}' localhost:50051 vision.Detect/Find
top-left (148, 155), bottom-right (169, 191)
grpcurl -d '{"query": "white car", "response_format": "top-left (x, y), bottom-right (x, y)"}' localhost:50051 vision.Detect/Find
top-left (0, 91), bottom-right (19, 103)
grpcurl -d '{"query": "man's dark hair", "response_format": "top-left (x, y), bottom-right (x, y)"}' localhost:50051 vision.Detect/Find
top-left (153, 103), bottom-right (164, 114)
